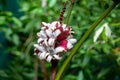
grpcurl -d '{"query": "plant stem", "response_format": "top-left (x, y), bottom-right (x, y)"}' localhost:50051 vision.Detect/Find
top-left (56, 2), bottom-right (118, 80)
top-left (64, 0), bottom-right (75, 25)
top-left (41, 61), bottom-right (48, 80)
top-left (33, 59), bottom-right (38, 80)
top-left (50, 60), bottom-right (58, 80)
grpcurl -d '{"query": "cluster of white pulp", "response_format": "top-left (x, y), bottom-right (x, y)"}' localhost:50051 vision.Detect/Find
top-left (34, 21), bottom-right (77, 62)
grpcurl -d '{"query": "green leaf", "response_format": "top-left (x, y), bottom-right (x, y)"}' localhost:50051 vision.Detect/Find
top-left (0, 70), bottom-right (8, 77)
top-left (20, 15), bottom-right (29, 21)
top-left (12, 17), bottom-right (22, 28)
top-left (20, 2), bottom-right (30, 12)
top-left (101, 27), bottom-right (108, 41)
top-left (82, 55), bottom-right (90, 67)
top-left (102, 44), bottom-right (111, 53)
top-left (23, 72), bottom-right (34, 78)
top-left (77, 71), bottom-right (84, 80)
top-left (97, 68), bottom-right (110, 79)
top-left (12, 34), bottom-right (20, 46)
top-left (117, 57), bottom-right (120, 66)
top-left (63, 74), bottom-right (77, 80)
top-left (24, 18), bottom-right (39, 32)
top-left (48, 0), bottom-right (57, 7)
top-left (2, 28), bottom-right (13, 41)
top-left (0, 16), bottom-right (6, 25)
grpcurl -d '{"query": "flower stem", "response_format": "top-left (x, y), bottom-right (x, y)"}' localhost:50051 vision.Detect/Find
top-left (56, 2), bottom-right (119, 80)
top-left (64, 0), bottom-right (75, 25)
top-left (50, 60), bottom-right (58, 80)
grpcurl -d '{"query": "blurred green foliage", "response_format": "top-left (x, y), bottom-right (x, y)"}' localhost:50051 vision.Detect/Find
top-left (0, 0), bottom-right (120, 80)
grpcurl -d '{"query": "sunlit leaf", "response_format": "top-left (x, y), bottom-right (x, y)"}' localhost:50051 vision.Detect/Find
top-left (93, 23), bottom-right (111, 42)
